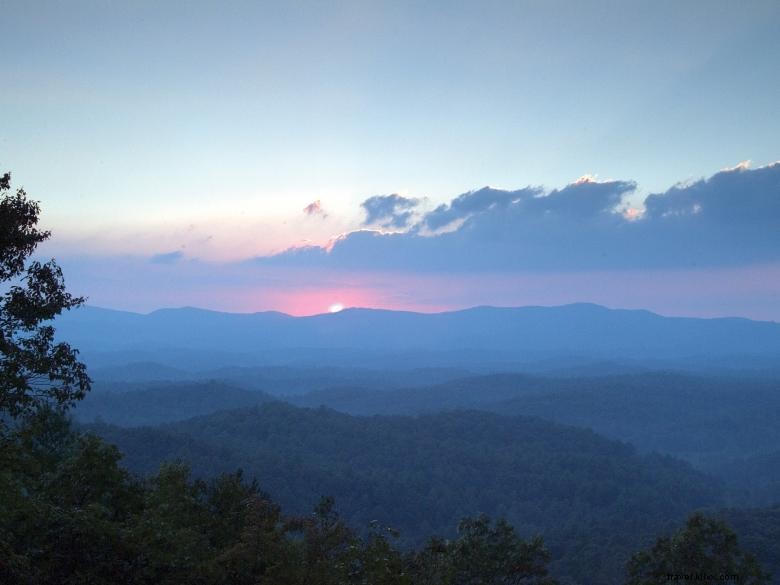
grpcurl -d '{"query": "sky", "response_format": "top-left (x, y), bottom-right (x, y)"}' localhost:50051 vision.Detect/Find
top-left (2, 0), bottom-right (779, 319)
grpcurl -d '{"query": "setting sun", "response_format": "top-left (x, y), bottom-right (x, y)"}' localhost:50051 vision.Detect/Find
top-left (328, 303), bottom-right (344, 313)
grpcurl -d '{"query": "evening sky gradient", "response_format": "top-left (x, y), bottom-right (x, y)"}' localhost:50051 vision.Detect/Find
top-left (2, 1), bottom-right (779, 318)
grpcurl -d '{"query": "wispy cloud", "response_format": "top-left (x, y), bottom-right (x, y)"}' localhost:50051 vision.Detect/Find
top-left (303, 200), bottom-right (327, 218)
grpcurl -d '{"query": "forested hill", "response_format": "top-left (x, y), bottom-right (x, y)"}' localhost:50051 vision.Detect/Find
top-left (74, 381), bottom-right (273, 426)
top-left (75, 371), bottom-right (780, 506)
top-left (56, 303), bottom-right (780, 371)
top-left (89, 402), bottom-right (723, 585)
top-left (291, 372), bottom-right (780, 461)
top-left (290, 372), bottom-right (780, 506)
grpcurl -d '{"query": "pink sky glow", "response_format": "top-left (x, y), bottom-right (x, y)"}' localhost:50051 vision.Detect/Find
top-left (57, 255), bottom-right (780, 321)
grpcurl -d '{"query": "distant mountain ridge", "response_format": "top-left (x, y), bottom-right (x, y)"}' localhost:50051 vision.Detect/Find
top-left (55, 303), bottom-right (780, 370)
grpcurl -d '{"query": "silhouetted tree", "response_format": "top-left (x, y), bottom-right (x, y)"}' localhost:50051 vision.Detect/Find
top-left (626, 513), bottom-right (770, 584)
top-left (408, 515), bottom-right (558, 585)
top-left (0, 171), bottom-right (89, 419)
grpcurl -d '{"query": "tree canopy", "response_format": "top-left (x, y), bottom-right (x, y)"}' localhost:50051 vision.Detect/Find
top-left (626, 513), bottom-right (771, 585)
top-left (0, 172), bottom-right (89, 419)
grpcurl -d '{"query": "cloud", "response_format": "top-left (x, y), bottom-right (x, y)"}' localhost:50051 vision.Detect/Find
top-left (45, 163), bottom-right (780, 321)
top-left (149, 250), bottom-right (184, 264)
top-left (420, 179), bottom-right (633, 232)
top-left (260, 163), bottom-right (780, 272)
top-left (644, 161), bottom-right (780, 225)
top-left (423, 186), bottom-right (538, 231)
top-left (361, 194), bottom-right (420, 228)
top-left (303, 200), bottom-right (327, 218)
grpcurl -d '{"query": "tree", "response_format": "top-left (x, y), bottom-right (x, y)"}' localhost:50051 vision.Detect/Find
top-left (0, 171), bottom-right (90, 419)
top-left (0, 408), bottom-right (143, 585)
top-left (625, 513), bottom-right (770, 585)
top-left (408, 515), bottom-right (558, 585)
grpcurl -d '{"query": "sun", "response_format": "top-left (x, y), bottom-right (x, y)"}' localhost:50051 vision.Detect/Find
top-left (328, 303), bottom-right (344, 313)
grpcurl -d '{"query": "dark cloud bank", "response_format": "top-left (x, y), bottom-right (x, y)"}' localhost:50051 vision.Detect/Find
top-left (361, 194), bottom-right (420, 228)
top-left (262, 163), bottom-right (780, 272)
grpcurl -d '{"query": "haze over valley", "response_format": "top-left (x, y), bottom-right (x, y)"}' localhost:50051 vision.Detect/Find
top-left (53, 303), bottom-right (780, 582)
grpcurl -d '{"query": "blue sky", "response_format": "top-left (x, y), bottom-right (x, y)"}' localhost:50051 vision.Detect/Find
top-left (2, 1), bottom-right (779, 318)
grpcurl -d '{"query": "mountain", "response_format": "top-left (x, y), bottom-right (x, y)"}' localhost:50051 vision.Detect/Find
top-left (290, 371), bottom-right (780, 504)
top-left (73, 380), bottom-right (272, 426)
top-left (55, 303), bottom-right (780, 371)
top-left (77, 370), bottom-right (780, 505)
top-left (88, 363), bottom-right (474, 396)
top-left (89, 361), bottom-right (193, 382)
top-left (88, 401), bottom-right (722, 585)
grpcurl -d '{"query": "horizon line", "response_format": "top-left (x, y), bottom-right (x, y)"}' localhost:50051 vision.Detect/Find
top-left (70, 302), bottom-right (777, 324)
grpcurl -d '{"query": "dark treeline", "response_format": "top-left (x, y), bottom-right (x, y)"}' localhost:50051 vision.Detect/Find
top-left (0, 410), bottom-right (771, 585)
top-left (3, 410), bottom-right (563, 585)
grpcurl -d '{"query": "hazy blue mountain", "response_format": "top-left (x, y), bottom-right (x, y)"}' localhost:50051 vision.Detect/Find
top-left (89, 363), bottom-right (473, 396)
top-left (292, 373), bottom-right (780, 454)
top-left (56, 303), bottom-right (780, 372)
top-left (89, 361), bottom-right (193, 383)
top-left (195, 365), bottom-right (474, 395)
top-left (291, 371), bottom-right (780, 504)
top-left (73, 380), bottom-right (272, 426)
top-left (713, 451), bottom-right (780, 506)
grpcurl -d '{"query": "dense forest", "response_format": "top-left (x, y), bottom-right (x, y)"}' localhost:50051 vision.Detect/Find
top-left (3, 408), bottom-right (771, 585)
top-left (88, 402), bottom-right (724, 583)
top-left (285, 372), bottom-right (780, 503)
top-left (66, 370), bottom-right (780, 582)
top-left (77, 370), bottom-right (780, 506)
top-left (4, 410), bottom-right (567, 585)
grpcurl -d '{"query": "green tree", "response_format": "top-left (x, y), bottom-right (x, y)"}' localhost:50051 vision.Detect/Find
top-left (0, 409), bottom-right (143, 585)
top-left (205, 493), bottom-right (298, 585)
top-left (626, 513), bottom-right (770, 585)
top-left (0, 172), bottom-right (90, 419)
top-left (298, 496), bottom-right (359, 585)
top-left (408, 515), bottom-right (558, 585)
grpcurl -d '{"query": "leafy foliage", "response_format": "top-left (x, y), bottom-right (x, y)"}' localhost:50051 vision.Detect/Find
top-left (721, 506), bottom-right (780, 579)
top-left (0, 172), bottom-right (89, 419)
top-left (0, 411), bottom-right (559, 585)
top-left (91, 402), bottom-right (724, 583)
top-left (626, 513), bottom-right (771, 584)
